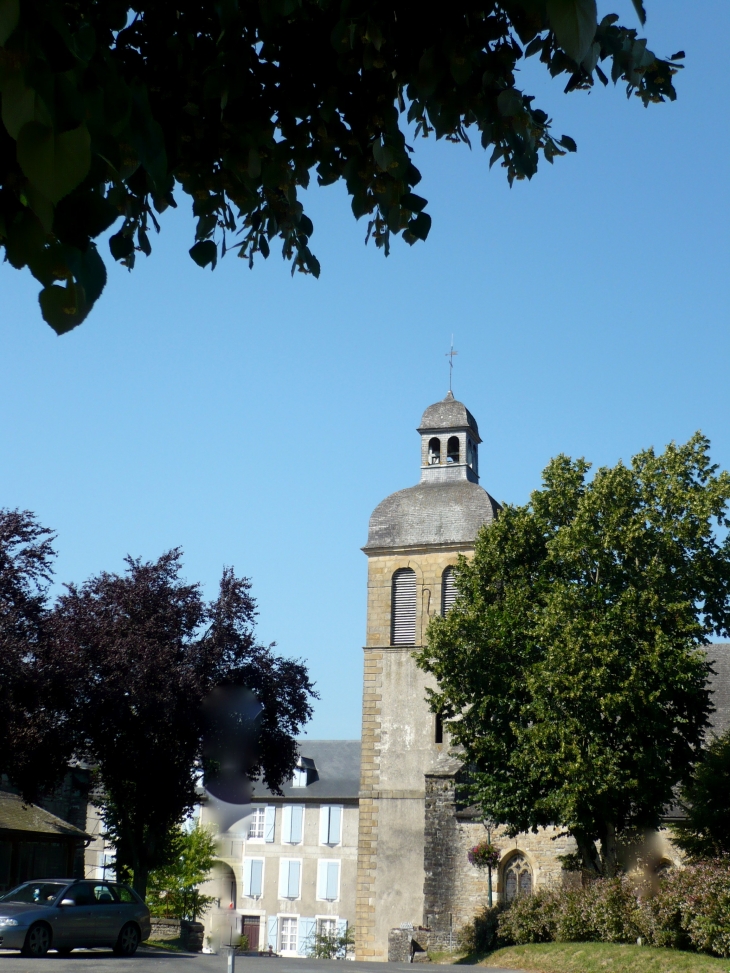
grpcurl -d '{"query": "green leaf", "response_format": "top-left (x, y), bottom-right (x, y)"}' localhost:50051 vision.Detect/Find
top-left (402, 192), bottom-right (427, 213)
top-left (373, 140), bottom-right (393, 171)
top-left (64, 243), bottom-right (107, 306)
top-left (16, 122), bottom-right (91, 204)
top-left (558, 134), bottom-right (577, 152)
top-left (38, 280), bottom-right (87, 335)
top-left (630, 0), bottom-right (646, 26)
top-left (406, 212), bottom-right (431, 242)
top-left (546, 0), bottom-right (597, 64)
top-left (189, 239), bottom-right (217, 269)
top-left (497, 89), bottom-right (523, 117)
top-left (0, 0), bottom-right (19, 46)
top-left (109, 231), bottom-right (134, 262)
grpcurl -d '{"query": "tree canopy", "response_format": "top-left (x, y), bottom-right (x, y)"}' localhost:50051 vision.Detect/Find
top-left (672, 726), bottom-right (730, 861)
top-left (0, 0), bottom-right (682, 333)
top-left (50, 549), bottom-right (316, 896)
top-left (416, 434), bottom-right (730, 877)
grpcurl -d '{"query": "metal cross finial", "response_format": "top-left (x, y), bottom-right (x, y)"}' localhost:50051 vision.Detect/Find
top-left (445, 336), bottom-right (458, 392)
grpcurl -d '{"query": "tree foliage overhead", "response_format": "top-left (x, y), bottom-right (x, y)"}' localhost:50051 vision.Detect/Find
top-left (0, 0), bottom-right (682, 333)
top-left (416, 434), bottom-right (730, 877)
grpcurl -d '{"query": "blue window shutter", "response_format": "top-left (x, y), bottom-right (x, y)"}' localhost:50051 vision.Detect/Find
top-left (281, 806), bottom-right (292, 843)
top-left (325, 861), bottom-right (339, 900)
top-left (243, 859), bottom-right (252, 897)
top-left (264, 806), bottom-right (276, 843)
top-left (287, 860), bottom-right (300, 898)
top-left (250, 859), bottom-right (263, 897)
top-left (290, 805), bottom-right (303, 844)
top-left (328, 806), bottom-right (342, 844)
top-left (298, 917), bottom-right (316, 956)
top-left (267, 916), bottom-right (278, 950)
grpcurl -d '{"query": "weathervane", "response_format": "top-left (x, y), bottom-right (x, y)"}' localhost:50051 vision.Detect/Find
top-left (445, 336), bottom-right (458, 392)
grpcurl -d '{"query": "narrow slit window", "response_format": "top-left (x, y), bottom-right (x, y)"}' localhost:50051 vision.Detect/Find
top-left (435, 710), bottom-right (444, 745)
top-left (447, 436), bottom-right (460, 464)
top-left (391, 569), bottom-right (417, 645)
top-left (441, 566), bottom-right (456, 615)
top-left (428, 438), bottom-right (441, 465)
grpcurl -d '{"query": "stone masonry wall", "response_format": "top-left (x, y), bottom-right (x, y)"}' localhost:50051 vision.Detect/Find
top-left (423, 774), bottom-right (578, 949)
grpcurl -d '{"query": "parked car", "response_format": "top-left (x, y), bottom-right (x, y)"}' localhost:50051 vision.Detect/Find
top-left (0, 878), bottom-right (151, 957)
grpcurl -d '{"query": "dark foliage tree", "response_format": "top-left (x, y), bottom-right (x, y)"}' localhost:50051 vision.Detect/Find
top-left (672, 727), bottom-right (730, 860)
top-left (0, 0), bottom-right (682, 333)
top-left (0, 508), bottom-right (71, 799)
top-left (416, 434), bottom-right (730, 877)
top-left (51, 550), bottom-right (315, 896)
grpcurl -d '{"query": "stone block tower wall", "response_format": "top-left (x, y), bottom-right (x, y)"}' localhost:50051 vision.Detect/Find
top-left (355, 392), bottom-right (499, 961)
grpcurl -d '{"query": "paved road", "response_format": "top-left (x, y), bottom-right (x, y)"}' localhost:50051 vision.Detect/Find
top-left (0, 949), bottom-right (524, 973)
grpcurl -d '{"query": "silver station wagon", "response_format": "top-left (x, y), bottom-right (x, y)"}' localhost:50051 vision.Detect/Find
top-left (0, 878), bottom-right (151, 957)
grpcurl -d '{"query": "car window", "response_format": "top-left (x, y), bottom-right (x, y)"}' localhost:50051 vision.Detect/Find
top-left (90, 883), bottom-right (115, 904)
top-left (0, 882), bottom-right (67, 905)
top-left (67, 882), bottom-right (95, 907)
top-left (110, 884), bottom-right (137, 904)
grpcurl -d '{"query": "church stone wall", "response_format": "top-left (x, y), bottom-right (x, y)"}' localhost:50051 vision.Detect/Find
top-left (356, 547), bottom-right (470, 961)
top-left (423, 775), bottom-right (578, 949)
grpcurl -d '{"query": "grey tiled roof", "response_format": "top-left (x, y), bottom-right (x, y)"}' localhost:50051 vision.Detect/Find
top-left (707, 642), bottom-right (730, 737)
top-left (250, 740), bottom-right (360, 802)
top-left (364, 480), bottom-right (500, 551)
top-left (418, 392), bottom-right (480, 439)
top-left (0, 789), bottom-right (89, 839)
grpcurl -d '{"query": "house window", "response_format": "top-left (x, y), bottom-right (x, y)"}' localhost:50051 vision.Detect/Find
top-left (317, 859), bottom-right (340, 902)
top-left (319, 806), bottom-right (342, 845)
top-left (292, 767), bottom-right (308, 787)
top-left (243, 858), bottom-right (264, 898)
top-left (504, 853), bottom-right (532, 902)
top-left (248, 807), bottom-right (266, 840)
top-left (279, 859), bottom-right (302, 899)
top-left (447, 436), bottom-right (460, 464)
top-left (391, 569), bottom-right (417, 645)
top-left (282, 806), bottom-right (304, 844)
top-left (280, 916), bottom-right (298, 953)
top-left (428, 437), bottom-right (441, 465)
top-left (441, 566), bottom-right (456, 615)
top-left (317, 917), bottom-right (337, 938)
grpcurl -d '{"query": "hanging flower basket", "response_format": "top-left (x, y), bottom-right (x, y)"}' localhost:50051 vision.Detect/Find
top-left (468, 840), bottom-right (500, 870)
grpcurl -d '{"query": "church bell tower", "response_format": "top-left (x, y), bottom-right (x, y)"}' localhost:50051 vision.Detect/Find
top-left (355, 392), bottom-right (499, 961)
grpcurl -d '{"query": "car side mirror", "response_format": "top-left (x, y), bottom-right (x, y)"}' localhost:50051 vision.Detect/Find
top-left (59, 898), bottom-right (75, 907)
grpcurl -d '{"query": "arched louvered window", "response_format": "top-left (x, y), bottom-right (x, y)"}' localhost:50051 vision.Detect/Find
top-left (503, 853), bottom-right (532, 902)
top-left (447, 436), bottom-right (460, 464)
top-left (428, 438), bottom-right (441, 466)
top-left (441, 566), bottom-right (457, 615)
top-left (391, 569), bottom-right (417, 645)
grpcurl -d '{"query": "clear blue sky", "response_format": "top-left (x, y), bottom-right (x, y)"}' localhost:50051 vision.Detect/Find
top-left (2, 3), bottom-right (728, 739)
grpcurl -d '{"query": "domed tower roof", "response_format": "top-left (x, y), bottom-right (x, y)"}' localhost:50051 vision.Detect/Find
top-left (418, 390), bottom-right (480, 441)
top-left (363, 392), bottom-right (499, 553)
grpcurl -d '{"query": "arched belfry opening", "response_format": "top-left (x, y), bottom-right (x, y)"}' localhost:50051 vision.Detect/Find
top-left (447, 436), bottom-right (460, 464)
top-left (428, 438), bottom-right (441, 465)
top-left (418, 391), bottom-right (481, 484)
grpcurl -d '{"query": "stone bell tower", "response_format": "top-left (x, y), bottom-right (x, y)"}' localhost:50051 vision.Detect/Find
top-left (355, 392), bottom-right (500, 961)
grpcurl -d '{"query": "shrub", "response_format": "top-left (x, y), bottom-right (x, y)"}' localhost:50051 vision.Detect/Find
top-left (458, 905), bottom-right (506, 953)
top-left (498, 890), bottom-right (559, 945)
top-left (641, 859), bottom-right (730, 958)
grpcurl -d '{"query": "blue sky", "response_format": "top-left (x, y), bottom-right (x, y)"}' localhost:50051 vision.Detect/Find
top-left (2, 2), bottom-right (728, 739)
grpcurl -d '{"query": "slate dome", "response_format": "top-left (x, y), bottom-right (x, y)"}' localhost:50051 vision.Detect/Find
top-left (418, 390), bottom-right (480, 441)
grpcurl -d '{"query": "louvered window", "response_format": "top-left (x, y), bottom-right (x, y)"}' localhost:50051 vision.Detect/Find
top-left (391, 569), bottom-right (417, 645)
top-left (442, 566), bottom-right (457, 615)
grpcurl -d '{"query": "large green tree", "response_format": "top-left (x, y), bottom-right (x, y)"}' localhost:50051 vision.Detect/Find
top-left (0, 0), bottom-right (681, 333)
top-left (671, 726), bottom-right (730, 860)
top-left (416, 433), bottom-right (730, 877)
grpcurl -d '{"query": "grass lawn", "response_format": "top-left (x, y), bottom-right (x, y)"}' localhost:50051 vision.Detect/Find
top-left (144, 938), bottom-right (188, 952)
top-left (478, 943), bottom-right (730, 973)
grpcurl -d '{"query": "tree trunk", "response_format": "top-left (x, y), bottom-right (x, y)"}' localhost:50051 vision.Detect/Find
top-left (599, 822), bottom-right (620, 877)
top-left (133, 861), bottom-right (149, 900)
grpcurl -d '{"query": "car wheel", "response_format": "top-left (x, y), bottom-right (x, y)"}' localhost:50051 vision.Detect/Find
top-left (21, 922), bottom-right (52, 957)
top-left (113, 922), bottom-right (140, 956)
